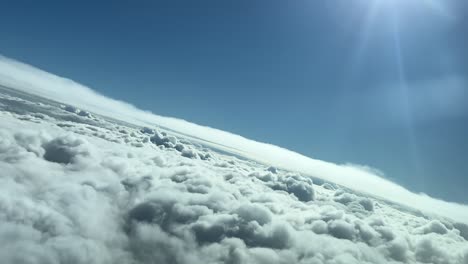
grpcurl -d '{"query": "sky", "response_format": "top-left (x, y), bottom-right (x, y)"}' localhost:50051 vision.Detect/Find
top-left (0, 0), bottom-right (467, 203)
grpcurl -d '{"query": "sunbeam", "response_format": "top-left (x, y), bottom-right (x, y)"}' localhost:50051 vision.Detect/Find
top-left (342, 0), bottom-right (449, 188)
top-left (389, 8), bottom-right (424, 187)
top-left (349, 1), bottom-right (380, 74)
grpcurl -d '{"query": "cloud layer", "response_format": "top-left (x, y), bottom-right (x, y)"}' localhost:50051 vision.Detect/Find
top-left (1, 107), bottom-right (468, 263)
top-left (1, 54), bottom-right (468, 226)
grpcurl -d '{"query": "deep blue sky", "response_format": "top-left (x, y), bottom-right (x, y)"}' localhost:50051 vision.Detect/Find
top-left (1, 0), bottom-right (467, 203)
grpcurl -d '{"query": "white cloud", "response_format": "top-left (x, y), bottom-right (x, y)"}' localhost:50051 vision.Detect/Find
top-left (1, 54), bottom-right (468, 228)
top-left (1, 106), bottom-right (468, 263)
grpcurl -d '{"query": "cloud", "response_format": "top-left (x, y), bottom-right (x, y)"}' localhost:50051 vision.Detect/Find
top-left (1, 111), bottom-right (468, 263)
top-left (1, 54), bottom-right (468, 227)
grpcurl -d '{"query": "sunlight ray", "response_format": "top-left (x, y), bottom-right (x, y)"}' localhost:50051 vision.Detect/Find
top-left (390, 8), bottom-right (424, 186)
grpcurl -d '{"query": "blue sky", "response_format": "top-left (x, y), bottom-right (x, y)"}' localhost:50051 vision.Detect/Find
top-left (1, 0), bottom-right (467, 203)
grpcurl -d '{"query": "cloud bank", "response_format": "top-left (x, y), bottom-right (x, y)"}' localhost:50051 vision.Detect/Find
top-left (1, 54), bottom-right (468, 225)
top-left (1, 112), bottom-right (468, 264)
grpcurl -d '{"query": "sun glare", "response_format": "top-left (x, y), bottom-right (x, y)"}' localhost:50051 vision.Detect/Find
top-left (370, 0), bottom-right (454, 19)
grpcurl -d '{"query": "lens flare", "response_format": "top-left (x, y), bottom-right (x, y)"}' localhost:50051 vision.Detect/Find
top-left (389, 10), bottom-right (424, 185)
top-left (348, 0), bottom-right (455, 186)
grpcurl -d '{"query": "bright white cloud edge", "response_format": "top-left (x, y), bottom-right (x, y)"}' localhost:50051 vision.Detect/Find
top-left (1, 55), bottom-right (467, 224)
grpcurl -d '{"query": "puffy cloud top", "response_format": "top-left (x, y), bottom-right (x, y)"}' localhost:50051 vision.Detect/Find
top-left (1, 92), bottom-right (468, 264)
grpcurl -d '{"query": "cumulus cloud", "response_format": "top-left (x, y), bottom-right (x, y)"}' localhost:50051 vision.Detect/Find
top-left (2, 102), bottom-right (468, 264)
top-left (1, 55), bottom-right (468, 224)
